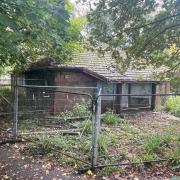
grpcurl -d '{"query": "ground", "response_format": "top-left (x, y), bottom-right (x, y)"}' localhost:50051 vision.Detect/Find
top-left (0, 144), bottom-right (80, 180)
top-left (0, 143), bottom-right (179, 180)
top-left (0, 111), bottom-right (180, 180)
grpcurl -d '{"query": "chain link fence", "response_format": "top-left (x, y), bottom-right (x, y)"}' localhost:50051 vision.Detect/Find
top-left (94, 93), bottom-right (180, 170)
top-left (0, 77), bottom-right (180, 170)
top-left (0, 77), bottom-right (13, 130)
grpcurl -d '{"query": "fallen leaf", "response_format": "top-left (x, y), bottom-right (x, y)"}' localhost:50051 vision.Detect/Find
top-left (87, 170), bottom-right (94, 176)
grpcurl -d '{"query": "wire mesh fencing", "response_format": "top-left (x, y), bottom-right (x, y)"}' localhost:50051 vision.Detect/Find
top-left (16, 85), bottom-right (94, 134)
top-left (94, 93), bottom-right (180, 169)
top-left (1, 76), bottom-right (180, 170)
top-left (9, 84), bottom-right (97, 167)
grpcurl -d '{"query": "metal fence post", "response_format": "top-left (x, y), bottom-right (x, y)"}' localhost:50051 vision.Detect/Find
top-left (13, 76), bottom-right (18, 139)
top-left (92, 82), bottom-right (102, 170)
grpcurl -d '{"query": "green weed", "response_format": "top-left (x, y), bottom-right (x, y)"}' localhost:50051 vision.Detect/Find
top-left (59, 101), bottom-right (90, 123)
top-left (142, 133), bottom-right (171, 155)
top-left (28, 135), bottom-right (92, 167)
top-left (102, 110), bottom-right (123, 125)
top-left (164, 96), bottom-right (180, 117)
top-left (28, 135), bottom-right (73, 156)
top-left (128, 155), bottom-right (141, 168)
top-left (79, 119), bottom-right (92, 135)
top-left (0, 86), bottom-right (11, 96)
top-left (98, 133), bottom-right (117, 154)
top-left (101, 155), bottom-right (123, 175)
top-left (168, 146), bottom-right (180, 167)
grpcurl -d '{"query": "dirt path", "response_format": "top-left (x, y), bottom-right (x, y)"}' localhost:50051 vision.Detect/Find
top-left (0, 144), bottom-right (81, 180)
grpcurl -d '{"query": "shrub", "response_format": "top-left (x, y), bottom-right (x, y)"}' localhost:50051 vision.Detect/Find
top-left (164, 96), bottom-right (180, 117)
top-left (102, 110), bottom-right (123, 125)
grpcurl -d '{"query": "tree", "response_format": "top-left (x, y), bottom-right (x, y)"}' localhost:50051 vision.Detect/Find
top-left (84, 0), bottom-right (180, 72)
top-left (0, 0), bottom-right (85, 71)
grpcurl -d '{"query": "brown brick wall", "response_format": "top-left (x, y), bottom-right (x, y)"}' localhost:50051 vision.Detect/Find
top-left (53, 71), bottom-right (97, 114)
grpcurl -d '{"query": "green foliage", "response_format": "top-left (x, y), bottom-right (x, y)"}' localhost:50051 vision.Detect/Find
top-left (168, 147), bottom-right (180, 168)
top-left (128, 155), bottom-right (141, 168)
top-left (59, 101), bottom-right (90, 123)
top-left (59, 111), bottom-right (74, 122)
top-left (142, 133), bottom-right (171, 155)
top-left (0, 86), bottom-right (12, 113)
top-left (28, 135), bottom-right (92, 167)
top-left (72, 101), bottom-right (90, 117)
top-left (28, 135), bottom-right (71, 156)
top-left (79, 119), bottom-right (92, 135)
top-left (136, 73), bottom-right (143, 81)
top-left (98, 135), bottom-right (109, 154)
top-left (84, 0), bottom-right (180, 73)
top-left (0, 0), bottom-right (85, 70)
top-left (98, 133), bottom-right (117, 154)
top-left (170, 75), bottom-right (180, 93)
top-left (19, 120), bottom-right (37, 131)
top-left (164, 96), bottom-right (180, 117)
top-left (101, 166), bottom-right (119, 175)
top-left (101, 155), bottom-right (123, 174)
top-left (102, 110), bottom-right (123, 125)
top-left (142, 153), bottom-right (155, 162)
top-left (0, 86), bottom-right (11, 97)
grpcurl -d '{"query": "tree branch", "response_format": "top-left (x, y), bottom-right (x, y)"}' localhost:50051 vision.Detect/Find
top-left (138, 23), bottom-right (180, 55)
top-left (124, 12), bottom-right (180, 32)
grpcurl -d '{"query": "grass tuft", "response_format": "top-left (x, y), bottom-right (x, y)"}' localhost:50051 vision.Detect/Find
top-left (102, 110), bottom-right (124, 125)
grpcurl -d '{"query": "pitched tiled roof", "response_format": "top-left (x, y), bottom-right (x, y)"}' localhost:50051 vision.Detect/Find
top-left (60, 52), bottom-right (160, 82)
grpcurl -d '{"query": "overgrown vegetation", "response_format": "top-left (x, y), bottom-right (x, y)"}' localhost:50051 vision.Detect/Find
top-left (28, 135), bottom-right (92, 167)
top-left (0, 86), bottom-right (11, 97)
top-left (59, 100), bottom-right (91, 123)
top-left (142, 133), bottom-right (171, 155)
top-left (164, 96), bottom-right (180, 117)
top-left (0, 86), bottom-right (12, 113)
top-left (78, 119), bottom-right (92, 135)
top-left (0, 0), bottom-right (85, 70)
top-left (102, 110), bottom-right (124, 125)
top-left (26, 109), bottom-right (180, 174)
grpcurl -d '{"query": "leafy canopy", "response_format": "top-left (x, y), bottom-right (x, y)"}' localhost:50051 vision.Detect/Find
top-left (84, 0), bottom-right (180, 72)
top-left (0, 0), bottom-right (85, 71)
